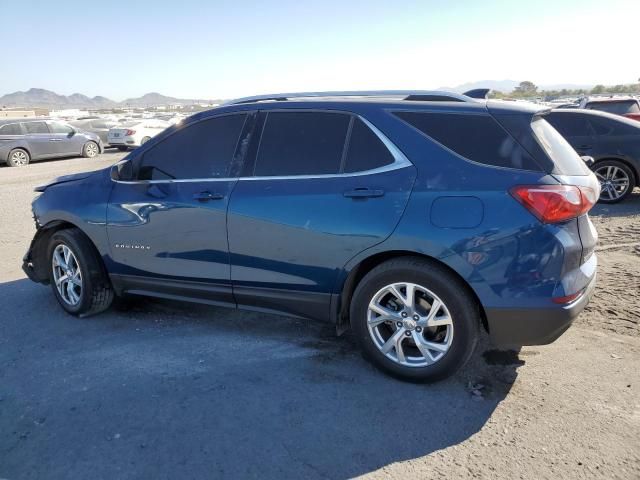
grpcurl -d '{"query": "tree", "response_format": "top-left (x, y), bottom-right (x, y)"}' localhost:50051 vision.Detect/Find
top-left (513, 81), bottom-right (538, 95)
top-left (591, 85), bottom-right (605, 94)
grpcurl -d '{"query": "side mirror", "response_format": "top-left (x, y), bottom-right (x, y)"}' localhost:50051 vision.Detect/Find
top-left (68, 129), bottom-right (76, 137)
top-left (111, 159), bottom-right (133, 181)
top-left (581, 155), bottom-right (595, 167)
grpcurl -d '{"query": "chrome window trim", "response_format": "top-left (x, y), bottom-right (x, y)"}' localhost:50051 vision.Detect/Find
top-left (111, 114), bottom-right (412, 185)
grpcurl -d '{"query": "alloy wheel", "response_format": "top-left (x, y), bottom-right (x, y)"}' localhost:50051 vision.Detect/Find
top-left (594, 165), bottom-right (630, 201)
top-left (367, 282), bottom-right (454, 367)
top-left (85, 142), bottom-right (99, 157)
top-left (52, 244), bottom-right (83, 306)
top-left (11, 151), bottom-right (28, 166)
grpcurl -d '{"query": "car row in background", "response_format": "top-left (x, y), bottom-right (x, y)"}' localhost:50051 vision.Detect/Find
top-left (546, 108), bottom-right (640, 203)
top-left (107, 119), bottom-right (171, 150)
top-left (0, 119), bottom-right (103, 166)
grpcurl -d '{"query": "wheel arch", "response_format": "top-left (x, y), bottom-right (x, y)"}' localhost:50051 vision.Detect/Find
top-left (8, 145), bottom-right (32, 162)
top-left (26, 220), bottom-right (105, 284)
top-left (334, 250), bottom-right (489, 334)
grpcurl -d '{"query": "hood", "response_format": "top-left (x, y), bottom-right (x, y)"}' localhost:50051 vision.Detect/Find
top-left (34, 170), bottom-right (99, 192)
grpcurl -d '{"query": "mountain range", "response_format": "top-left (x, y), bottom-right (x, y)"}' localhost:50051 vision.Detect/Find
top-left (0, 88), bottom-right (221, 109)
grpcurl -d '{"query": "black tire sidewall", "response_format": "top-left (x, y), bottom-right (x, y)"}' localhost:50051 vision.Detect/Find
top-left (594, 160), bottom-right (635, 203)
top-left (351, 260), bottom-right (479, 382)
top-left (47, 230), bottom-right (98, 315)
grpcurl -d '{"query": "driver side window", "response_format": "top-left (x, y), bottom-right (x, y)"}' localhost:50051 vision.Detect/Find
top-left (137, 114), bottom-right (247, 181)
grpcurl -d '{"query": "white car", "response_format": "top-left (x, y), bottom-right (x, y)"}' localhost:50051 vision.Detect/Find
top-left (107, 119), bottom-right (170, 151)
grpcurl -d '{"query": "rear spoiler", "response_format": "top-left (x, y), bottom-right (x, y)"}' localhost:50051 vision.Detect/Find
top-left (463, 88), bottom-right (491, 99)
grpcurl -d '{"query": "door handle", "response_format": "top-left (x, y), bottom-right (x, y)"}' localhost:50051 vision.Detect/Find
top-left (49, 138), bottom-right (62, 142)
top-left (343, 187), bottom-right (385, 198)
top-left (193, 191), bottom-right (224, 201)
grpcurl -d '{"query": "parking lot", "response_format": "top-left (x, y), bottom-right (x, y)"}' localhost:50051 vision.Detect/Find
top-left (1, 152), bottom-right (639, 479)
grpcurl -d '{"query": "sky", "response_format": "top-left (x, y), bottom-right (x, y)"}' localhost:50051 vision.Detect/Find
top-left (1, 0), bottom-right (639, 100)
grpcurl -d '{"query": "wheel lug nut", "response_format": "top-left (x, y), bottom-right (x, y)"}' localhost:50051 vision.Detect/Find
top-left (401, 312), bottom-right (408, 318)
top-left (416, 327), bottom-right (422, 333)
top-left (405, 331), bottom-right (411, 336)
top-left (413, 315), bottom-right (419, 321)
top-left (396, 322), bottom-right (403, 327)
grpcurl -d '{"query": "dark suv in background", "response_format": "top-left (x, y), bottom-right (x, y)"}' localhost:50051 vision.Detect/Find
top-left (547, 108), bottom-right (640, 203)
top-left (22, 91), bottom-right (599, 382)
top-left (0, 119), bottom-right (103, 166)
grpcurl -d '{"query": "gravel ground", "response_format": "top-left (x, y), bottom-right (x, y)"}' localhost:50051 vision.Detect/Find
top-left (0, 153), bottom-right (639, 479)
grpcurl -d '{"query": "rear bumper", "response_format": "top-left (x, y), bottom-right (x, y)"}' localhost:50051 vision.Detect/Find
top-left (485, 272), bottom-right (597, 346)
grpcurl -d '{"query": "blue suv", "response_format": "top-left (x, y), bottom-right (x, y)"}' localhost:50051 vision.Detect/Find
top-left (22, 91), bottom-right (600, 382)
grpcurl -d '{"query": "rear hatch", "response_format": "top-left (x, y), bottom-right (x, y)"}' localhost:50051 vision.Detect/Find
top-left (489, 104), bottom-right (600, 266)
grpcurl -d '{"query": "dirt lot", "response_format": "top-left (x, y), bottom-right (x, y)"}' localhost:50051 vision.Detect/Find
top-left (1, 153), bottom-right (639, 479)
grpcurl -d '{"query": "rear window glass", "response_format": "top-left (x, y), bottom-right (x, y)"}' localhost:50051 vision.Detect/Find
top-left (394, 111), bottom-right (541, 171)
top-left (546, 112), bottom-right (591, 137)
top-left (0, 123), bottom-right (21, 135)
top-left (22, 121), bottom-right (49, 134)
top-left (344, 118), bottom-right (395, 173)
top-left (255, 112), bottom-right (350, 176)
top-left (586, 101), bottom-right (640, 115)
top-left (531, 118), bottom-right (590, 175)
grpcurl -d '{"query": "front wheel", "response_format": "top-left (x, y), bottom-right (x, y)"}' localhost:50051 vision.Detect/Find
top-left (82, 141), bottom-right (99, 158)
top-left (593, 160), bottom-right (635, 203)
top-left (350, 257), bottom-right (480, 382)
top-left (47, 228), bottom-right (114, 316)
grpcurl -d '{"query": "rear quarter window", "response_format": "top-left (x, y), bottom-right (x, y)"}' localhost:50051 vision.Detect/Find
top-left (0, 123), bottom-right (22, 135)
top-left (394, 111), bottom-right (541, 171)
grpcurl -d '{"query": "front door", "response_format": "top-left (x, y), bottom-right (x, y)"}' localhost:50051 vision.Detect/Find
top-left (106, 113), bottom-right (251, 306)
top-left (48, 121), bottom-right (84, 156)
top-left (227, 110), bottom-right (416, 320)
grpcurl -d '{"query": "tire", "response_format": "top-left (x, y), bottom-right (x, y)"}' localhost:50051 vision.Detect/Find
top-left (350, 257), bottom-right (480, 382)
top-left (593, 160), bottom-right (636, 204)
top-left (140, 136), bottom-right (151, 145)
top-left (47, 228), bottom-right (114, 317)
top-left (82, 141), bottom-right (99, 158)
top-left (6, 148), bottom-right (30, 167)
top-left (117, 146), bottom-right (128, 152)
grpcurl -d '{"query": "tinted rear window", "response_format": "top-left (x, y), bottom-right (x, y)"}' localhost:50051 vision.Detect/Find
top-left (546, 112), bottom-right (591, 137)
top-left (343, 118), bottom-right (395, 173)
top-left (22, 121), bottom-right (49, 134)
top-left (0, 123), bottom-right (21, 135)
top-left (531, 118), bottom-right (590, 175)
top-left (394, 111), bottom-right (541, 171)
top-left (255, 112), bottom-right (350, 176)
top-left (586, 101), bottom-right (640, 115)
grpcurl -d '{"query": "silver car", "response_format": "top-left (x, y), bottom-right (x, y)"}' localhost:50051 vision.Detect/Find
top-left (0, 119), bottom-right (103, 167)
top-left (70, 118), bottom-right (119, 147)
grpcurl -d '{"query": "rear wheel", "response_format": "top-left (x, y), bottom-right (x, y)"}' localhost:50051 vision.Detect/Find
top-left (351, 257), bottom-right (480, 382)
top-left (7, 148), bottom-right (30, 167)
top-left (593, 160), bottom-right (635, 203)
top-left (82, 141), bottom-right (99, 158)
top-left (141, 136), bottom-right (151, 145)
top-left (47, 228), bottom-right (114, 316)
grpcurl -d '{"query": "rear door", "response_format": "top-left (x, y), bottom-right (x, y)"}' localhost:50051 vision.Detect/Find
top-left (106, 113), bottom-right (252, 305)
top-left (227, 110), bottom-right (416, 320)
top-left (21, 121), bottom-right (53, 158)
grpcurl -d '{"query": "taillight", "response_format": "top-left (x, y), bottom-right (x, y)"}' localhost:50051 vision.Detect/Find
top-left (510, 185), bottom-right (597, 223)
top-left (125, 129), bottom-right (136, 136)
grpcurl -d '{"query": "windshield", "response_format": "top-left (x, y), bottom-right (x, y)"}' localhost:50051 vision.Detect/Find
top-left (531, 117), bottom-right (591, 176)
